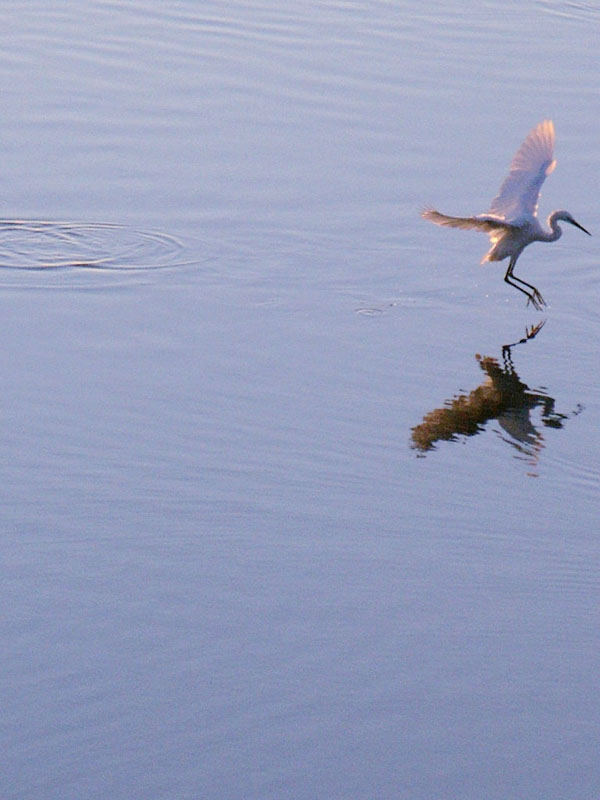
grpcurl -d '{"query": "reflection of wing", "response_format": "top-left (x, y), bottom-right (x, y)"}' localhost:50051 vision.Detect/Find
top-left (489, 120), bottom-right (556, 222)
top-left (422, 209), bottom-right (513, 234)
top-left (498, 408), bottom-right (540, 445)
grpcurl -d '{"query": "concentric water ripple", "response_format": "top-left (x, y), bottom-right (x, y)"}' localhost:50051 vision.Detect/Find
top-left (0, 220), bottom-right (188, 283)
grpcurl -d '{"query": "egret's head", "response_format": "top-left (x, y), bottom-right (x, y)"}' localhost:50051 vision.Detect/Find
top-left (555, 211), bottom-right (591, 235)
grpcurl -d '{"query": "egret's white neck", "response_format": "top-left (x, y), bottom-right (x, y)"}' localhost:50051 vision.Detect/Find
top-left (543, 211), bottom-right (567, 242)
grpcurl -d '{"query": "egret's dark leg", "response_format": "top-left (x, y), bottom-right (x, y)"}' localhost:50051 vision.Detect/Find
top-left (504, 256), bottom-right (545, 310)
top-left (503, 257), bottom-right (537, 306)
top-left (512, 274), bottom-right (545, 308)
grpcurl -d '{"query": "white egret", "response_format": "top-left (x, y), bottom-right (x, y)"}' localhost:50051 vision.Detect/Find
top-left (422, 120), bottom-right (590, 310)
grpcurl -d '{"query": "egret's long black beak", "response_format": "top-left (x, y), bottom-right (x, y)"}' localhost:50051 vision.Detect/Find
top-left (569, 218), bottom-right (591, 236)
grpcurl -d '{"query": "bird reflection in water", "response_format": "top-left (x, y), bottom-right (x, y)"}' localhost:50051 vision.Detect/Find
top-left (411, 322), bottom-right (582, 470)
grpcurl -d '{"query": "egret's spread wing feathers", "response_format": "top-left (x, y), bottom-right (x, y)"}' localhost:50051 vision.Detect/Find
top-left (489, 120), bottom-right (556, 222)
top-left (422, 209), bottom-right (513, 234)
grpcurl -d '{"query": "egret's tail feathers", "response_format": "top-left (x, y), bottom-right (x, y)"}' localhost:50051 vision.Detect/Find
top-left (421, 208), bottom-right (466, 227)
top-left (421, 208), bottom-right (512, 234)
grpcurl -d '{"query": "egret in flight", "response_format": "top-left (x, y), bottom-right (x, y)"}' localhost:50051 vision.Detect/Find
top-left (422, 120), bottom-right (590, 310)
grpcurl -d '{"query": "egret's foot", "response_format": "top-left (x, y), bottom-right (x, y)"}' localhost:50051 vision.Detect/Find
top-left (526, 289), bottom-right (546, 311)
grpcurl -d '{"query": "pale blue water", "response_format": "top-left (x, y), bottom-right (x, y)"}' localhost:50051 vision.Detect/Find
top-left (1, 2), bottom-right (599, 798)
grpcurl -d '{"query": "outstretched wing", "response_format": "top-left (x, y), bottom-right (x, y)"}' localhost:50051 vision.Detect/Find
top-left (489, 119), bottom-right (556, 222)
top-left (422, 208), bottom-right (514, 234)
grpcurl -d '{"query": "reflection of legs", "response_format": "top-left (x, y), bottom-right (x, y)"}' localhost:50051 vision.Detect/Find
top-left (502, 320), bottom-right (546, 357)
top-left (504, 256), bottom-right (546, 310)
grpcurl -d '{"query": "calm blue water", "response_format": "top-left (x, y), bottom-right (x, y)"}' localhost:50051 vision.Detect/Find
top-left (2, 2), bottom-right (599, 798)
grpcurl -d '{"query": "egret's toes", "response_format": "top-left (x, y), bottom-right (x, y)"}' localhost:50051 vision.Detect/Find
top-left (526, 290), bottom-right (546, 312)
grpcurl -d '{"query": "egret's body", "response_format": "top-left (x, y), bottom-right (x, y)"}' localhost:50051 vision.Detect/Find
top-left (422, 120), bottom-right (590, 309)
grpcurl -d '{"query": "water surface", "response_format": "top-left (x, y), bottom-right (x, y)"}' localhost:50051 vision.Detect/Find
top-left (1, 2), bottom-right (599, 798)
